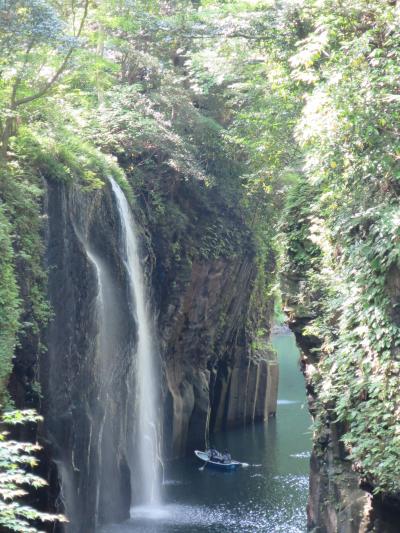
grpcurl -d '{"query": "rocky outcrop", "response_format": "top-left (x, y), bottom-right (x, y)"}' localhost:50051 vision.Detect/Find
top-left (158, 256), bottom-right (278, 458)
top-left (42, 180), bottom-right (138, 531)
top-left (305, 419), bottom-right (400, 533)
top-left (211, 349), bottom-right (278, 432)
top-left (135, 174), bottom-right (279, 460)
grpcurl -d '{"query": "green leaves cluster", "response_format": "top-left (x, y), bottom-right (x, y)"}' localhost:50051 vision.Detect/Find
top-left (282, 0), bottom-right (400, 494)
top-left (0, 207), bottom-right (20, 407)
top-left (0, 410), bottom-right (66, 532)
top-left (306, 204), bottom-right (400, 494)
top-left (0, 0), bottom-right (89, 154)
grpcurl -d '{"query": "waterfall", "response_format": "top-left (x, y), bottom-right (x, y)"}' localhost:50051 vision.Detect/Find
top-left (81, 239), bottom-right (125, 527)
top-left (84, 248), bottom-right (108, 524)
top-left (68, 215), bottom-right (129, 530)
top-left (109, 177), bottom-right (161, 506)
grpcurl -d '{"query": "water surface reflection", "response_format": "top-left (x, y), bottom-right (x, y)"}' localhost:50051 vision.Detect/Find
top-left (101, 333), bottom-right (311, 533)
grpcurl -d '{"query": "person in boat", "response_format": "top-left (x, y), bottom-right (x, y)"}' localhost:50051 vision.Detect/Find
top-left (209, 447), bottom-right (218, 460)
top-left (222, 449), bottom-right (231, 463)
top-left (209, 447), bottom-right (225, 462)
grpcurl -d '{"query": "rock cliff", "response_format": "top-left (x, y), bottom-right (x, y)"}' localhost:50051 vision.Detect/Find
top-left (159, 255), bottom-right (278, 458)
top-left (42, 180), bottom-right (136, 530)
top-left (8, 171), bottom-right (278, 530)
top-left (135, 173), bottom-right (279, 459)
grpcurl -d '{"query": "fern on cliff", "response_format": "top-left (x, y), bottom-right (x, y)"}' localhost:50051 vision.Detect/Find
top-left (0, 208), bottom-right (20, 407)
top-left (283, 0), bottom-right (400, 494)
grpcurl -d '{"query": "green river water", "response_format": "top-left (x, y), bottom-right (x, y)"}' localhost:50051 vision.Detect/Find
top-left (102, 333), bottom-right (311, 533)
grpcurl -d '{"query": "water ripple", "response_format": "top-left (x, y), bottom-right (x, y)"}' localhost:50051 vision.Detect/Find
top-left (100, 501), bottom-right (307, 533)
top-left (289, 452), bottom-right (311, 459)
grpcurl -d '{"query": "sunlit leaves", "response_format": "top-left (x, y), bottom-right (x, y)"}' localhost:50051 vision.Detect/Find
top-left (0, 0), bottom-right (77, 91)
top-left (286, 0), bottom-right (400, 494)
top-left (0, 410), bottom-right (67, 532)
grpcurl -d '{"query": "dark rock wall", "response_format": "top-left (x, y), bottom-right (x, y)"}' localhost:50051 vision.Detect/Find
top-left (157, 256), bottom-right (278, 458)
top-left (306, 422), bottom-right (400, 533)
top-left (42, 180), bottom-right (136, 531)
top-left (10, 173), bottom-right (279, 531)
top-left (135, 175), bottom-right (279, 460)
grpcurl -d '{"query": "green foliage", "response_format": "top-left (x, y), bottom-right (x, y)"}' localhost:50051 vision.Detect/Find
top-left (282, 178), bottom-right (321, 274)
top-left (302, 202), bottom-right (400, 493)
top-left (0, 1), bottom-right (66, 58)
top-left (91, 83), bottom-right (210, 182)
top-left (0, 409), bottom-right (66, 532)
top-left (1, 153), bottom-right (50, 340)
top-left (0, 0), bottom-right (88, 154)
top-left (283, 0), bottom-right (400, 494)
top-left (0, 208), bottom-right (20, 405)
top-left (273, 291), bottom-right (286, 327)
top-left (11, 125), bottom-right (122, 190)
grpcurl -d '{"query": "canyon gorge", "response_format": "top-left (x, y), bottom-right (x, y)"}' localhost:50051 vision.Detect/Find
top-left (1, 1), bottom-right (400, 532)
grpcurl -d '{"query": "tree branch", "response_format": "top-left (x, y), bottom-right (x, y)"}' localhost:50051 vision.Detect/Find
top-left (14, 0), bottom-right (89, 108)
top-left (10, 39), bottom-right (36, 106)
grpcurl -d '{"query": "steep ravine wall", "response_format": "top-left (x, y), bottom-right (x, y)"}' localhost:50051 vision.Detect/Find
top-left (8, 174), bottom-right (278, 531)
top-left (139, 175), bottom-right (279, 459)
top-left (283, 275), bottom-right (400, 533)
top-left (158, 257), bottom-right (278, 458)
top-left (42, 180), bottom-right (137, 531)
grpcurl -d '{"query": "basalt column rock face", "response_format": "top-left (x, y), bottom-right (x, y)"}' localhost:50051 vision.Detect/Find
top-left (159, 257), bottom-right (278, 459)
top-left (141, 177), bottom-right (279, 459)
top-left (42, 180), bottom-right (137, 532)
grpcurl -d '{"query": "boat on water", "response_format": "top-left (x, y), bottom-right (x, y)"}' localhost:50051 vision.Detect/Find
top-left (194, 449), bottom-right (242, 471)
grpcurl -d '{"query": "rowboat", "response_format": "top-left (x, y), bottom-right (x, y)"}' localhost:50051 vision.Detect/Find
top-left (194, 450), bottom-right (242, 471)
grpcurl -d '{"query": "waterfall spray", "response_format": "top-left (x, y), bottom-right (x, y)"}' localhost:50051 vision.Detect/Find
top-left (72, 223), bottom-right (123, 529)
top-left (109, 177), bottom-right (161, 506)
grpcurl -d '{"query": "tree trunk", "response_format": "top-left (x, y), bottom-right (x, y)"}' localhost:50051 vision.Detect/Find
top-left (0, 114), bottom-right (15, 160)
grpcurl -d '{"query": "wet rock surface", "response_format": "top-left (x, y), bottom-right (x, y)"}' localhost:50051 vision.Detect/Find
top-left (42, 181), bottom-right (136, 531)
top-left (12, 175), bottom-right (279, 531)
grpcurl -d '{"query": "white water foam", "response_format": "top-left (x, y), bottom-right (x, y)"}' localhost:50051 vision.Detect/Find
top-left (290, 451), bottom-right (311, 459)
top-left (101, 502), bottom-right (307, 533)
top-left (110, 177), bottom-right (160, 505)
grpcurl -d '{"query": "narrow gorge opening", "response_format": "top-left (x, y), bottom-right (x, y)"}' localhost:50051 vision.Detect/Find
top-left (2, 2), bottom-right (400, 533)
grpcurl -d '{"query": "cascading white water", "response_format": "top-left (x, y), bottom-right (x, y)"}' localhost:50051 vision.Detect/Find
top-left (85, 248), bottom-right (108, 524)
top-left (72, 222), bottom-right (124, 529)
top-left (109, 177), bottom-right (160, 506)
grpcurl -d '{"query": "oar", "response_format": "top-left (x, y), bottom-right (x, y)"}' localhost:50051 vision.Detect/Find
top-left (199, 460), bottom-right (208, 471)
